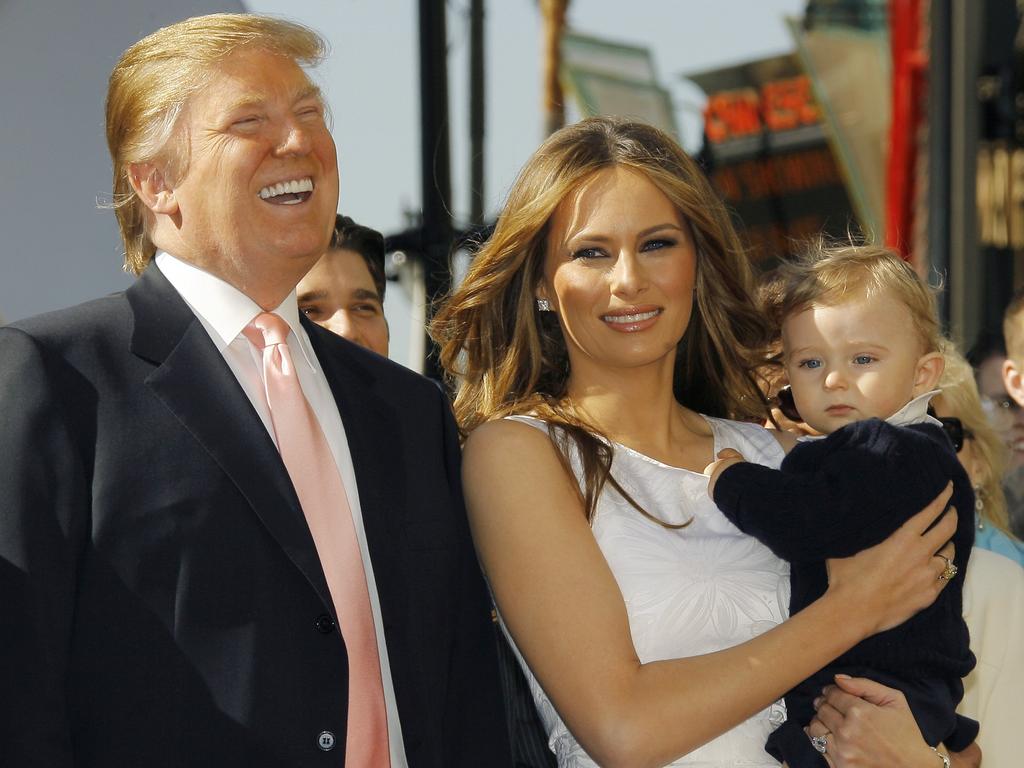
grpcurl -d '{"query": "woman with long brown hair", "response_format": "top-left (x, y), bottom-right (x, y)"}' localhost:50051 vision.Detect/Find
top-left (432, 117), bottom-right (972, 767)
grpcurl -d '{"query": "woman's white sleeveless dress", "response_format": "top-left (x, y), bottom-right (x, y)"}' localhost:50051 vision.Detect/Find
top-left (503, 415), bottom-right (790, 767)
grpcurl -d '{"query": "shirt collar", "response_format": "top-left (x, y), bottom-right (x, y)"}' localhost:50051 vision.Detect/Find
top-left (797, 388), bottom-right (943, 444)
top-left (155, 251), bottom-right (319, 372)
top-left (886, 389), bottom-right (943, 427)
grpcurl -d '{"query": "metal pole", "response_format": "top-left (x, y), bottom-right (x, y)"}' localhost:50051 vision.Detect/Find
top-left (949, 0), bottom-right (982, 348)
top-left (469, 0), bottom-right (486, 225)
top-left (418, 0), bottom-right (453, 379)
top-left (927, 0), bottom-right (951, 328)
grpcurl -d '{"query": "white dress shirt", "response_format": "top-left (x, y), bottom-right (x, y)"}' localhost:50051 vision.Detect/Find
top-left (156, 252), bottom-right (408, 766)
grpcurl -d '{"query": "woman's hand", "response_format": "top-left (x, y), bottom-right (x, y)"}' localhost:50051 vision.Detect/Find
top-left (824, 484), bottom-right (957, 637)
top-left (949, 743), bottom-right (983, 768)
top-left (806, 676), bottom-right (979, 768)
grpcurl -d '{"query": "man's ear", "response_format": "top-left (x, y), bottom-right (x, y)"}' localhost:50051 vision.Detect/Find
top-left (1003, 358), bottom-right (1024, 407)
top-left (127, 162), bottom-right (178, 215)
top-left (913, 351), bottom-right (945, 395)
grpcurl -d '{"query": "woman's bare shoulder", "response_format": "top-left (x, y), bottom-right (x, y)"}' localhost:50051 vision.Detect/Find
top-left (465, 415), bottom-right (551, 455)
top-left (462, 417), bottom-right (586, 574)
top-left (463, 416), bottom-right (567, 483)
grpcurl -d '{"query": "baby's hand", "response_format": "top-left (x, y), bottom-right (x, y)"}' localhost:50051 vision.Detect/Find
top-left (704, 448), bottom-right (746, 497)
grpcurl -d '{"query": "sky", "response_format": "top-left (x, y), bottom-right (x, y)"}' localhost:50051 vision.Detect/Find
top-left (242, 0), bottom-right (808, 368)
top-left (0, 0), bottom-right (807, 368)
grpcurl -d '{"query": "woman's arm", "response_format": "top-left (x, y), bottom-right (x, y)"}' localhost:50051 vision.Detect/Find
top-left (465, 419), bottom-right (957, 768)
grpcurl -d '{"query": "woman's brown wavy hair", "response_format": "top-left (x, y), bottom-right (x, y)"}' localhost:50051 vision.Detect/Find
top-left (430, 117), bottom-right (772, 523)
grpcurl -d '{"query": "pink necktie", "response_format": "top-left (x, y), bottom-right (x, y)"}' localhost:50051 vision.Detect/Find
top-left (243, 312), bottom-right (390, 766)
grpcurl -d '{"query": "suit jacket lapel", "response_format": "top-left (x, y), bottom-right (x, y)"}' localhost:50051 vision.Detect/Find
top-left (127, 265), bottom-right (334, 611)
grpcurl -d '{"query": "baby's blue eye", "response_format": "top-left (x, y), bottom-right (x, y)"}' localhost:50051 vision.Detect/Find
top-left (798, 359), bottom-right (822, 369)
top-left (854, 355), bottom-right (875, 365)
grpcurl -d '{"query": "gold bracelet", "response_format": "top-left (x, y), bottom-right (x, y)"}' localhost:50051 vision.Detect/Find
top-left (931, 746), bottom-right (951, 768)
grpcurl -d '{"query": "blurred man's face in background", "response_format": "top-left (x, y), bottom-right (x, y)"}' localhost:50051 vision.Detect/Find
top-left (977, 351), bottom-right (1024, 467)
top-left (298, 248), bottom-right (389, 357)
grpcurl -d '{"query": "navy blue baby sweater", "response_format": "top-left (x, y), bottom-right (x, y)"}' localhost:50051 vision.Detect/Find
top-left (713, 419), bottom-right (977, 762)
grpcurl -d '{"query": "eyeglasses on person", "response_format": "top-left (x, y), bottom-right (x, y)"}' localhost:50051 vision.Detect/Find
top-left (935, 416), bottom-right (973, 453)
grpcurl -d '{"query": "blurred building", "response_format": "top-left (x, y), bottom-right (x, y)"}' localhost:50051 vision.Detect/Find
top-left (677, 0), bottom-right (1024, 351)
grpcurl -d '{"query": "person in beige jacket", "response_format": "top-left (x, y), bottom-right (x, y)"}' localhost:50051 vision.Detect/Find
top-left (959, 546), bottom-right (1024, 766)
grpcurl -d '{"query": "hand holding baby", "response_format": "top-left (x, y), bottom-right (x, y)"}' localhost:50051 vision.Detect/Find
top-left (704, 448), bottom-right (746, 496)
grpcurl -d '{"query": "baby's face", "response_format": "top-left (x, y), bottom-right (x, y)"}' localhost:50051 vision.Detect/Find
top-left (782, 289), bottom-right (930, 434)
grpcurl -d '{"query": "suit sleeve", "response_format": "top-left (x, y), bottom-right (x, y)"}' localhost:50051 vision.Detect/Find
top-left (712, 421), bottom-right (954, 562)
top-left (0, 327), bottom-right (88, 767)
top-left (435, 387), bottom-right (514, 766)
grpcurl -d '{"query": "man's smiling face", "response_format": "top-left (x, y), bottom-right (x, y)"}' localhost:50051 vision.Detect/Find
top-left (160, 45), bottom-right (339, 293)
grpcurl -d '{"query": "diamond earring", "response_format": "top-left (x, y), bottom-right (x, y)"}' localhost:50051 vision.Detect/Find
top-left (536, 298), bottom-right (552, 312)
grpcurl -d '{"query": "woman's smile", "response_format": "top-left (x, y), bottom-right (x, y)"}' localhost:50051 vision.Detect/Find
top-left (601, 305), bottom-right (663, 332)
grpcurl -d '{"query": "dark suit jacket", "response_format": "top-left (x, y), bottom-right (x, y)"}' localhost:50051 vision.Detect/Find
top-left (0, 264), bottom-right (511, 767)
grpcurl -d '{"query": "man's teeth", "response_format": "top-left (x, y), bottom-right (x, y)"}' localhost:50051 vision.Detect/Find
top-left (258, 177), bottom-right (313, 200)
top-left (604, 310), bottom-right (659, 323)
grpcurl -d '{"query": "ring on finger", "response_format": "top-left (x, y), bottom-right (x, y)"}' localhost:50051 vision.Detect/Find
top-left (936, 554), bottom-right (958, 581)
top-left (810, 733), bottom-right (828, 755)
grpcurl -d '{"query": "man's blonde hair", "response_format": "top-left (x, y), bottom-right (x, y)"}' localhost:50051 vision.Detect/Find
top-left (764, 241), bottom-right (944, 356)
top-left (106, 13), bottom-right (326, 275)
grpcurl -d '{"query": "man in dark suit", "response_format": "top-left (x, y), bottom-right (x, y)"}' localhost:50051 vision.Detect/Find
top-left (0, 13), bottom-right (510, 767)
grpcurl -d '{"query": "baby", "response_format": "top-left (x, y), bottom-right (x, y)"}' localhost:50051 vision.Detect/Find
top-left (707, 244), bottom-right (977, 767)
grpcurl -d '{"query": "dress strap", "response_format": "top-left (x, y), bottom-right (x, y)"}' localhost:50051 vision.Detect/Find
top-left (704, 416), bottom-right (787, 468)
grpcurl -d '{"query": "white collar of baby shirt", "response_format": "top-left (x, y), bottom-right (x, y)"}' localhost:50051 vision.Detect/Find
top-left (887, 389), bottom-right (943, 428)
top-left (796, 389), bottom-right (943, 444)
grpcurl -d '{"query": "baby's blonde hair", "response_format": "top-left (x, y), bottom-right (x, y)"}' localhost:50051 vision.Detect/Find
top-left (763, 240), bottom-right (943, 356)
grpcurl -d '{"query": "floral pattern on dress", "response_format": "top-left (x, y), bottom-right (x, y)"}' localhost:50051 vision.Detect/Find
top-left (502, 415), bottom-right (790, 767)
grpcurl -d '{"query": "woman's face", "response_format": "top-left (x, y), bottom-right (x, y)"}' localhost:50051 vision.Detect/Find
top-left (538, 166), bottom-right (697, 385)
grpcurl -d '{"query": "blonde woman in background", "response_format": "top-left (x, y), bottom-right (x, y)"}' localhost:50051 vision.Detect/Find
top-left (933, 349), bottom-right (1024, 565)
top-left (930, 347), bottom-right (1024, 766)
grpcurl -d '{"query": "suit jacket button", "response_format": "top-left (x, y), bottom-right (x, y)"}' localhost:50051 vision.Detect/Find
top-left (317, 730), bottom-right (336, 751)
top-left (314, 614), bottom-right (335, 634)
